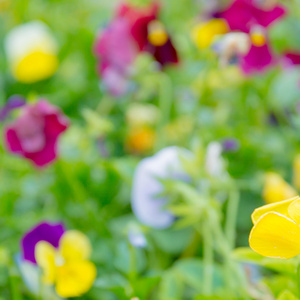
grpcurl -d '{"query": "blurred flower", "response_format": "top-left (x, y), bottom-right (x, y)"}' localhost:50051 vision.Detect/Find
top-left (0, 95), bottom-right (26, 121)
top-left (128, 224), bottom-right (147, 248)
top-left (249, 196), bottom-right (300, 258)
top-left (126, 103), bottom-right (159, 127)
top-left (116, 2), bottom-right (179, 66)
top-left (282, 51), bottom-right (300, 68)
top-left (205, 142), bottom-right (225, 177)
top-left (213, 0), bottom-right (286, 33)
top-left (5, 21), bottom-right (59, 83)
top-left (94, 18), bottom-right (137, 97)
top-left (192, 19), bottom-right (228, 49)
top-left (213, 32), bottom-right (250, 67)
top-left (240, 27), bottom-right (274, 74)
top-left (263, 172), bottom-right (297, 204)
top-left (131, 146), bottom-right (191, 228)
top-left (222, 138), bottom-right (240, 152)
top-left (4, 100), bottom-right (69, 167)
top-left (21, 222), bottom-right (96, 298)
top-left (126, 126), bottom-right (155, 154)
top-left (293, 155), bottom-right (300, 190)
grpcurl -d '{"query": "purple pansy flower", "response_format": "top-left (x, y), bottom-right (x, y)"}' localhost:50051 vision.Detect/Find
top-left (21, 222), bottom-right (65, 264)
top-left (4, 100), bottom-right (69, 167)
top-left (214, 0), bottom-right (286, 33)
top-left (131, 146), bottom-right (192, 229)
top-left (0, 95), bottom-right (26, 121)
top-left (222, 138), bottom-right (240, 152)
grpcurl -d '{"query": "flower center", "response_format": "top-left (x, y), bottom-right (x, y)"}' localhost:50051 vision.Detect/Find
top-left (251, 32), bottom-right (266, 47)
top-left (148, 20), bottom-right (168, 47)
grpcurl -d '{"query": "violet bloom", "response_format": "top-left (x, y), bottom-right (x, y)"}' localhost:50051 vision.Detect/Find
top-left (214, 0), bottom-right (286, 33)
top-left (0, 95), bottom-right (26, 121)
top-left (5, 100), bottom-right (69, 167)
top-left (131, 146), bottom-right (192, 229)
top-left (94, 18), bottom-right (137, 97)
top-left (21, 222), bottom-right (65, 264)
top-left (222, 138), bottom-right (240, 152)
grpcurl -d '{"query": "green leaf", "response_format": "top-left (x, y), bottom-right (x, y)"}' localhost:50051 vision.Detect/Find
top-left (277, 290), bottom-right (299, 300)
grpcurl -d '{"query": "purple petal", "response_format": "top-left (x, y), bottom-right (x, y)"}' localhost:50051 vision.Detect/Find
top-left (222, 138), bottom-right (240, 152)
top-left (6, 95), bottom-right (26, 109)
top-left (21, 222), bottom-right (65, 264)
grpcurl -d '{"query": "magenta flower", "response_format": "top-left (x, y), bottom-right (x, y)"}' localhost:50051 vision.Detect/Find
top-left (4, 100), bottom-right (69, 167)
top-left (22, 222), bottom-right (65, 264)
top-left (282, 51), bottom-right (300, 67)
top-left (214, 0), bottom-right (286, 33)
top-left (241, 41), bottom-right (274, 74)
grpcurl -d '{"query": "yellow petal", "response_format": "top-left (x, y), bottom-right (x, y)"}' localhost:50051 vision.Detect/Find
top-left (293, 154), bottom-right (300, 190)
top-left (191, 19), bottom-right (228, 49)
top-left (263, 172), bottom-right (297, 204)
top-left (35, 241), bottom-right (56, 284)
top-left (55, 260), bottom-right (97, 298)
top-left (251, 196), bottom-right (299, 224)
top-left (13, 51), bottom-right (58, 83)
top-left (249, 212), bottom-right (300, 259)
top-left (59, 230), bottom-right (92, 261)
top-left (288, 197), bottom-right (300, 224)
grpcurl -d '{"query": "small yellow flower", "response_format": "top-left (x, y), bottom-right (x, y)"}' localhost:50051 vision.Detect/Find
top-left (5, 21), bottom-right (59, 83)
top-left (126, 126), bottom-right (155, 154)
top-left (249, 196), bottom-right (300, 259)
top-left (35, 230), bottom-right (96, 298)
top-left (293, 154), bottom-right (300, 190)
top-left (148, 20), bottom-right (168, 47)
top-left (263, 172), bottom-right (297, 204)
top-left (191, 19), bottom-right (228, 49)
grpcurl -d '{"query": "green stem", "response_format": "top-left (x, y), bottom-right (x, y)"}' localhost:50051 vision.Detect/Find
top-left (225, 186), bottom-right (240, 249)
top-left (202, 221), bottom-right (213, 295)
top-left (297, 262), bottom-right (300, 298)
top-left (9, 267), bottom-right (22, 300)
top-left (155, 73), bottom-right (173, 150)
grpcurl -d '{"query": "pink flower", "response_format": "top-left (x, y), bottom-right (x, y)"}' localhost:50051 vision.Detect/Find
top-left (94, 18), bottom-right (137, 96)
top-left (4, 100), bottom-right (69, 167)
top-left (214, 0), bottom-right (286, 33)
top-left (241, 42), bottom-right (274, 74)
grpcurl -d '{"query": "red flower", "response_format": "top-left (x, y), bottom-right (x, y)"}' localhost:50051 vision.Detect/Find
top-left (5, 100), bottom-right (69, 167)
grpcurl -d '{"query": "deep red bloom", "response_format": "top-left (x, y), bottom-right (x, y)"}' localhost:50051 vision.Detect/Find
top-left (116, 2), bottom-right (179, 66)
top-left (5, 100), bottom-right (69, 167)
top-left (214, 0), bottom-right (286, 33)
top-left (116, 2), bottom-right (159, 51)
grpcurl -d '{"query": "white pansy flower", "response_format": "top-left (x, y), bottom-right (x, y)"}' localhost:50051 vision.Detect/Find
top-left (132, 146), bottom-right (192, 229)
top-left (205, 142), bottom-right (225, 177)
top-left (5, 21), bottom-right (58, 83)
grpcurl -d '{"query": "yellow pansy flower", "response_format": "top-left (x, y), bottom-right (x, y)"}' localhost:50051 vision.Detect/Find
top-left (293, 154), bottom-right (300, 190)
top-left (249, 196), bottom-right (300, 259)
top-left (126, 126), bottom-right (155, 154)
top-left (263, 172), bottom-right (297, 204)
top-left (35, 230), bottom-right (96, 298)
top-left (4, 21), bottom-right (59, 83)
top-left (191, 19), bottom-right (228, 49)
